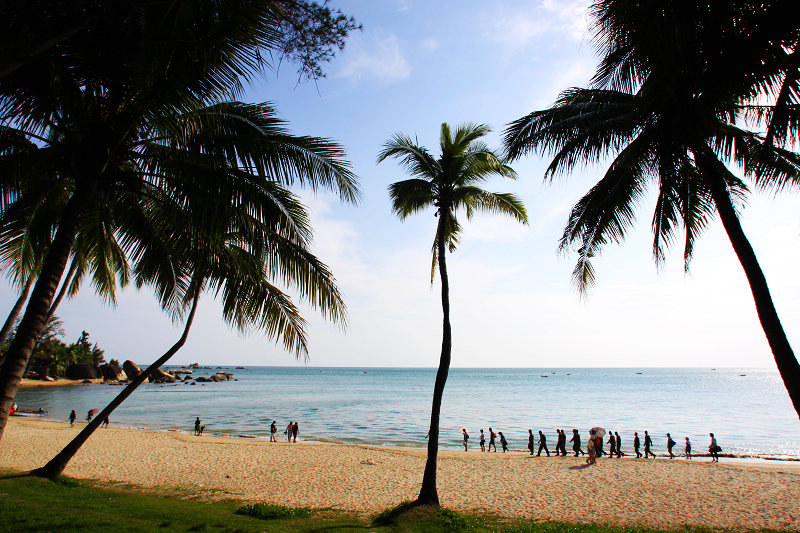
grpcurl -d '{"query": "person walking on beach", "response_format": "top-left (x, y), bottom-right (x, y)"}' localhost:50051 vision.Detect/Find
top-left (194, 417), bottom-right (201, 436)
top-left (488, 428), bottom-right (497, 452)
top-left (270, 420), bottom-right (277, 442)
top-left (292, 421), bottom-right (299, 442)
top-left (709, 433), bottom-right (720, 462)
top-left (68, 410), bottom-right (76, 427)
top-left (528, 429), bottom-right (534, 455)
top-left (644, 430), bottom-right (656, 458)
top-left (634, 431), bottom-right (642, 458)
top-left (615, 431), bottom-right (623, 457)
top-left (462, 428), bottom-right (469, 451)
top-left (607, 431), bottom-right (617, 457)
top-left (557, 429), bottom-right (567, 456)
top-left (586, 437), bottom-right (597, 465)
top-left (667, 433), bottom-right (676, 458)
top-left (480, 429), bottom-right (486, 452)
top-left (101, 416), bottom-right (109, 428)
top-left (499, 431), bottom-right (508, 453)
top-left (537, 430), bottom-right (550, 456)
top-left (570, 429), bottom-right (583, 456)
top-left (595, 433), bottom-right (604, 456)
top-left (285, 421), bottom-right (293, 441)
top-left (685, 436), bottom-right (692, 459)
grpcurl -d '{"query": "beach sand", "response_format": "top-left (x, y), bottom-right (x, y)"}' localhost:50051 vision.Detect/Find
top-left (2, 417), bottom-right (799, 530)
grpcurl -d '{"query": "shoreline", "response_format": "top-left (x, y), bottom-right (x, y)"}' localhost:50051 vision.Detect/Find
top-left (18, 413), bottom-right (800, 464)
top-left (2, 417), bottom-right (799, 529)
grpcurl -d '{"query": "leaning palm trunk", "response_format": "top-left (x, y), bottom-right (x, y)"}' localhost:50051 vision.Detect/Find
top-left (32, 284), bottom-right (202, 479)
top-left (699, 153), bottom-right (800, 418)
top-left (417, 213), bottom-right (452, 506)
top-left (0, 275), bottom-right (34, 345)
top-left (0, 187), bottom-right (93, 441)
top-left (46, 257), bottom-right (78, 322)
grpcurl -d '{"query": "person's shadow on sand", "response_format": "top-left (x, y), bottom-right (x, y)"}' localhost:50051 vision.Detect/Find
top-left (569, 464), bottom-right (593, 470)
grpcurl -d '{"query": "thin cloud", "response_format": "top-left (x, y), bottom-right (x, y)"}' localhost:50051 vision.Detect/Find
top-left (486, 0), bottom-right (591, 54)
top-left (336, 33), bottom-right (411, 83)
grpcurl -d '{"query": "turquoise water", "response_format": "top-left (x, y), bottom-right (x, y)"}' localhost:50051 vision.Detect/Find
top-left (13, 367), bottom-right (800, 458)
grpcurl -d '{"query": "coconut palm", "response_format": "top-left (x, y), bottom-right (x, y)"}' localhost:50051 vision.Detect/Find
top-left (0, 0), bottom-right (360, 440)
top-left (503, 0), bottom-right (800, 416)
top-left (378, 123), bottom-right (527, 506)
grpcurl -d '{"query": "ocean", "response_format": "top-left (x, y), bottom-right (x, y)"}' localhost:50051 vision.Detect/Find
top-left (13, 367), bottom-right (800, 459)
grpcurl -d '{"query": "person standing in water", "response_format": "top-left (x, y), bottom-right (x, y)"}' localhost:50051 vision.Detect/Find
top-left (194, 417), bottom-right (201, 436)
top-left (68, 410), bottom-right (76, 427)
top-left (285, 421), bottom-right (293, 441)
top-left (537, 430), bottom-right (550, 456)
top-left (292, 421), bottom-right (299, 442)
top-left (270, 420), bottom-right (277, 442)
top-left (462, 428), bottom-right (469, 451)
top-left (685, 436), bottom-right (692, 459)
top-left (570, 429), bottom-right (583, 456)
top-left (488, 428), bottom-right (497, 452)
top-left (479, 429), bottom-right (486, 452)
top-left (527, 429), bottom-right (534, 455)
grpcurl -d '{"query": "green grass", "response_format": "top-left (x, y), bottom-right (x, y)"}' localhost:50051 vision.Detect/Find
top-left (0, 470), bottom-right (791, 533)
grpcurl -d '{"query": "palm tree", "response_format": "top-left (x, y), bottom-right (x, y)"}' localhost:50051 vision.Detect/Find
top-left (0, 0), bottom-right (360, 441)
top-left (378, 123), bottom-right (527, 506)
top-left (34, 169), bottom-right (345, 478)
top-left (503, 0), bottom-right (800, 417)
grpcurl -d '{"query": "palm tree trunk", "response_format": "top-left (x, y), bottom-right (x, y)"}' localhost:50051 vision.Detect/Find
top-left (416, 213), bottom-right (452, 506)
top-left (700, 151), bottom-right (800, 418)
top-left (32, 284), bottom-right (202, 479)
top-left (46, 257), bottom-right (79, 321)
top-left (0, 276), bottom-right (35, 345)
top-left (0, 186), bottom-right (94, 441)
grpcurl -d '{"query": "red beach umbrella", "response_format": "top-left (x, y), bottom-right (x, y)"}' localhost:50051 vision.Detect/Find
top-left (88, 408), bottom-right (99, 416)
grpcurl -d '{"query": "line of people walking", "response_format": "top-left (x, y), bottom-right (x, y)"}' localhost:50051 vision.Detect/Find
top-left (462, 427), bottom-right (722, 461)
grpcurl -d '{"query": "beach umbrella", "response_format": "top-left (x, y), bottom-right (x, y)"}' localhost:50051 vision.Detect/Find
top-left (590, 427), bottom-right (606, 438)
top-left (88, 409), bottom-right (99, 416)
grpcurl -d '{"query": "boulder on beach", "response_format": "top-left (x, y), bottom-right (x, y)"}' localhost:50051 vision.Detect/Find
top-left (195, 376), bottom-right (212, 382)
top-left (100, 364), bottom-right (127, 382)
top-left (65, 363), bottom-right (101, 380)
top-left (123, 360), bottom-right (148, 382)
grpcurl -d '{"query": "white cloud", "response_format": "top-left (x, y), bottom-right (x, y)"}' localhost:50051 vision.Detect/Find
top-left (420, 37), bottom-right (439, 51)
top-left (336, 33), bottom-right (411, 83)
top-left (485, 0), bottom-right (591, 54)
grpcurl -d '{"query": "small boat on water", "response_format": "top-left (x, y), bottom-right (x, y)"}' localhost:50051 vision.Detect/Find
top-left (10, 408), bottom-right (47, 417)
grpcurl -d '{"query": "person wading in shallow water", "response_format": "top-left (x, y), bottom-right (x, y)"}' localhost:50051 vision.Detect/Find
top-left (285, 421), bottom-right (293, 441)
top-left (194, 417), bottom-right (201, 436)
top-left (292, 421), bottom-right (299, 442)
top-left (488, 428), bottom-right (497, 452)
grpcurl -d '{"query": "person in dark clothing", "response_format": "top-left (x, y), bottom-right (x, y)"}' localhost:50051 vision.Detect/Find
top-left (557, 429), bottom-right (567, 456)
top-left (596, 434), bottom-right (604, 456)
top-left (68, 410), bottom-right (76, 427)
top-left (685, 436), bottom-right (692, 459)
top-left (194, 417), bottom-right (201, 436)
top-left (607, 431), bottom-right (617, 457)
top-left (634, 431), bottom-right (642, 458)
top-left (537, 430), bottom-right (550, 456)
top-left (528, 429), bottom-right (534, 455)
top-left (570, 429), bottom-right (583, 456)
top-left (667, 432), bottom-right (676, 458)
top-left (499, 431), bottom-right (508, 453)
top-left (488, 428), bottom-right (497, 452)
top-left (292, 421), bottom-right (299, 442)
top-left (615, 431), bottom-right (623, 457)
top-left (644, 430), bottom-right (656, 458)
top-left (101, 416), bottom-right (109, 428)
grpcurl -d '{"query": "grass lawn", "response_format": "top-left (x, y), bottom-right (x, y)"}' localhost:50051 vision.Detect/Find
top-left (0, 469), bottom-right (785, 533)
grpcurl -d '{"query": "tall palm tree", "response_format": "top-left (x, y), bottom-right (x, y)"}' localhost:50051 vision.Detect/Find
top-left (0, 0), bottom-right (360, 441)
top-left (503, 0), bottom-right (800, 417)
top-left (378, 123), bottom-right (527, 506)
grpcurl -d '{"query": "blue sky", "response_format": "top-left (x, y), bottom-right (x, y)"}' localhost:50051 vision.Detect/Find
top-left (1, 0), bottom-right (798, 368)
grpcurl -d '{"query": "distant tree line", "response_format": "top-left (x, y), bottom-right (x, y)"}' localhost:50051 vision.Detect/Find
top-left (0, 316), bottom-right (107, 378)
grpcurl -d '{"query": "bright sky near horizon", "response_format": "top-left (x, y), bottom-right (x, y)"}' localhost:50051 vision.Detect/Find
top-left (1, 0), bottom-right (798, 369)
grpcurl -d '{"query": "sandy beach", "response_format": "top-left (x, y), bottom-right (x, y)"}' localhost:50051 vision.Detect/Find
top-left (2, 418), bottom-right (799, 529)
